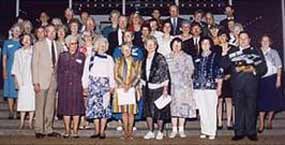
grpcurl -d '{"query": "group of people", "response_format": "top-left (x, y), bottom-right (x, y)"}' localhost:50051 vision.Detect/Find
top-left (1, 4), bottom-right (284, 141)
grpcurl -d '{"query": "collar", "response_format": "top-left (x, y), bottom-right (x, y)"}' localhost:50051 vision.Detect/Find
top-left (95, 52), bottom-right (107, 59)
top-left (23, 46), bottom-right (33, 54)
top-left (262, 47), bottom-right (271, 55)
top-left (239, 45), bottom-right (251, 50)
top-left (46, 38), bottom-right (54, 44)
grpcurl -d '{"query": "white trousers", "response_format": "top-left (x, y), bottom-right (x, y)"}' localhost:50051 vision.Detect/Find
top-left (194, 89), bottom-right (218, 136)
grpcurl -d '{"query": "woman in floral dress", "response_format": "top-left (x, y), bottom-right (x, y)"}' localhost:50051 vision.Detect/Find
top-left (82, 37), bottom-right (115, 139)
top-left (166, 38), bottom-right (196, 138)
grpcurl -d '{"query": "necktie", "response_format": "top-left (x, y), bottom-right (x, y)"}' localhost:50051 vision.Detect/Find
top-left (51, 41), bottom-right (56, 67)
top-left (173, 18), bottom-right (177, 35)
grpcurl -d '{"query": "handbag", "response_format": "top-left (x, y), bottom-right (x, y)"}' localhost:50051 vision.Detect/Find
top-left (154, 94), bottom-right (171, 110)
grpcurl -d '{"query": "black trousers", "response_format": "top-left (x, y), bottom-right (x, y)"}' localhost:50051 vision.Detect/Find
top-left (233, 90), bottom-right (257, 136)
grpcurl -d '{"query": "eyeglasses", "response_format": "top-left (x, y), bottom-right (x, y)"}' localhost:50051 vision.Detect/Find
top-left (70, 42), bottom-right (78, 45)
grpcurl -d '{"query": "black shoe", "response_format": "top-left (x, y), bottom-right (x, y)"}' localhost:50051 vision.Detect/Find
top-left (90, 134), bottom-right (100, 138)
top-left (258, 128), bottom-right (264, 134)
top-left (227, 126), bottom-right (233, 130)
top-left (232, 135), bottom-right (245, 141)
top-left (35, 133), bottom-right (45, 139)
top-left (247, 135), bottom-right (258, 141)
top-left (217, 125), bottom-right (223, 130)
top-left (47, 132), bottom-right (61, 138)
top-left (99, 134), bottom-right (106, 139)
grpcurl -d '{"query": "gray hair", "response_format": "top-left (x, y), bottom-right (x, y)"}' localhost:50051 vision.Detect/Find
top-left (144, 35), bottom-right (158, 47)
top-left (94, 37), bottom-right (109, 52)
top-left (65, 35), bottom-right (78, 46)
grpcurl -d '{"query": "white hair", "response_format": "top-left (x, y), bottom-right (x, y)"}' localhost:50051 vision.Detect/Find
top-left (94, 37), bottom-right (109, 52)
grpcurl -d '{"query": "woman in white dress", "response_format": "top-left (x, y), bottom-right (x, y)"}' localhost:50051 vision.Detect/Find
top-left (12, 34), bottom-right (35, 129)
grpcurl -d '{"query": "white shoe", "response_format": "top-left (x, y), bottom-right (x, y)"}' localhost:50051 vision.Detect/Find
top-left (179, 131), bottom-right (187, 138)
top-left (116, 126), bottom-right (123, 131)
top-left (169, 131), bottom-right (177, 138)
top-left (133, 127), bottom-right (137, 131)
top-left (200, 134), bottom-right (206, 139)
top-left (156, 131), bottom-right (164, 140)
top-left (144, 131), bottom-right (155, 140)
top-left (209, 135), bottom-right (215, 140)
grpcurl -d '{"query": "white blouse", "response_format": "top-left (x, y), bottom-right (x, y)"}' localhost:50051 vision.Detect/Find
top-left (157, 35), bottom-right (173, 57)
top-left (262, 48), bottom-right (282, 78)
top-left (146, 54), bottom-right (154, 81)
top-left (81, 53), bottom-right (115, 89)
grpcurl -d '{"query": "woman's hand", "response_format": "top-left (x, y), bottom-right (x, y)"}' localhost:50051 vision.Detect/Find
top-left (224, 75), bottom-right (231, 80)
top-left (34, 84), bottom-right (41, 95)
top-left (83, 88), bottom-right (88, 96)
top-left (276, 79), bottom-right (281, 88)
top-left (216, 88), bottom-right (222, 97)
top-left (163, 86), bottom-right (168, 96)
top-left (2, 71), bottom-right (7, 80)
top-left (123, 84), bottom-right (130, 92)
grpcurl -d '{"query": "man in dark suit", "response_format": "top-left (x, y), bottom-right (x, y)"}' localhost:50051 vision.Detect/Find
top-left (182, 22), bottom-right (202, 58)
top-left (221, 31), bottom-right (267, 141)
top-left (191, 9), bottom-right (208, 37)
top-left (164, 5), bottom-right (184, 36)
top-left (107, 15), bottom-right (127, 55)
top-left (219, 5), bottom-right (237, 32)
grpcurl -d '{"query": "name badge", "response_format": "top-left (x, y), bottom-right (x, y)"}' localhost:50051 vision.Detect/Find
top-left (7, 44), bottom-right (14, 48)
top-left (76, 59), bottom-right (82, 64)
top-left (195, 59), bottom-right (201, 62)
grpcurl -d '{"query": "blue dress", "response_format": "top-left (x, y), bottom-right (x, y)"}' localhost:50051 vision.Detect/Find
top-left (2, 40), bottom-right (21, 98)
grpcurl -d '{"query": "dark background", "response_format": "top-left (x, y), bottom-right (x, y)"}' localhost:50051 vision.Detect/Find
top-left (0, 0), bottom-right (284, 89)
